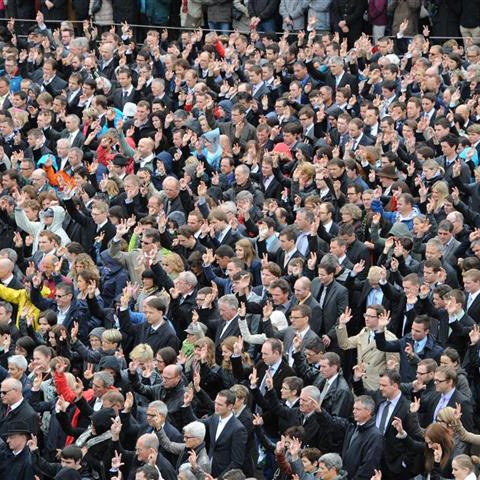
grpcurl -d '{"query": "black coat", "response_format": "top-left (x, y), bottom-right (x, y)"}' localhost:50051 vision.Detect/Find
top-left (0, 444), bottom-right (34, 480)
top-left (0, 400), bottom-right (39, 436)
top-left (118, 309), bottom-right (180, 354)
top-left (63, 198), bottom-right (116, 256)
top-left (319, 411), bottom-right (384, 480)
top-left (353, 381), bottom-right (424, 476)
top-left (181, 407), bottom-right (248, 478)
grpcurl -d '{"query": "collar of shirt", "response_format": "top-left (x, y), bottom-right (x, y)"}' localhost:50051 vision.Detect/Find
top-left (441, 388), bottom-right (455, 405)
top-left (96, 219), bottom-right (108, 231)
top-left (140, 153), bottom-right (155, 167)
top-left (469, 290), bottom-right (480, 303)
top-left (1, 274), bottom-right (13, 286)
top-left (218, 412), bottom-right (233, 425)
top-left (295, 326), bottom-right (310, 339)
top-left (449, 309), bottom-right (465, 323)
top-left (218, 225), bottom-right (231, 242)
top-left (337, 254), bottom-right (346, 264)
top-left (414, 336), bottom-right (428, 351)
top-left (123, 86), bottom-right (133, 96)
top-left (388, 391), bottom-right (402, 410)
top-left (269, 358), bottom-right (283, 376)
top-left (235, 405), bottom-right (246, 418)
top-left (10, 399), bottom-right (23, 410)
top-left (322, 220), bottom-right (333, 232)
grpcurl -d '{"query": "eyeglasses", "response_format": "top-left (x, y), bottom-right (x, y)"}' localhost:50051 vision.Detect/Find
top-left (141, 240), bottom-right (152, 245)
top-left (434, 379), bottom-right (448, 384)
top-left (290, 316), bottom-right (305, 320)
top-left (0, 389), bottom-right (12, 395)
top-left (416, 371), bottom-right (429, 376)
top-left (183, 434), bottom-right (195, 439)
top-left (363, 313), bottom-right (378, 318)
top-left (55, 293), bottom-right (68, 298)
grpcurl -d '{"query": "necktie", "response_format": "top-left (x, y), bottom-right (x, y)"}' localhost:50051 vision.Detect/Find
top-left (378, 401), bottom-right (391, 434)
top-left (215, 418), bottom-right (223, 441)
top-left (5, 406), bottom-right (11, 416)
top-left (433, 396), bottom-right (447, 421)
top-left (319, 380), bottom-right (330, 405)
top-left (467, 294), bottom-right (474, 310)
top-left (260, 367), bottom-right (274, 395)
top-left (318, 286), bottom-right (327, 309)
top-left (414, 341), bottom-right (421, 354)
top-left (123, 90), bottom-right (129, 99)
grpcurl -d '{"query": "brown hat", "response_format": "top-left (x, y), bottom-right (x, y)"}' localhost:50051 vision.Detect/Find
top-left (376, 165), bottom-right (398, 180)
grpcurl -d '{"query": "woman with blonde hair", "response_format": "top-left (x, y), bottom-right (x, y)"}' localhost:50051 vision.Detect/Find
top-left (451, 454), bottom-right (478, 480)
top-left (71, 253), bottom-right (99, 285)
top-left (419, 179), bottom-right (449, 224)
top-left (161, 253), bottom-right (185, 281)
top-left (235, 238), bottom-right (261, 286)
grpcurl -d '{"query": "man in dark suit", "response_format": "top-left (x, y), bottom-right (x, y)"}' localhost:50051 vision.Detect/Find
top-left (181, 389), bottom-right (247, 478)
top-left (265, 304), bottom-right (320, 365)
top-left (258, 225), bottom-right (304, 276)
top-left (231, 338), bottom-right (294, 437)
top-left (444, 289), bottom-right (475, 360)
top-left (312, 259), bottom-right (349, 352)
top-left (98, 43), bottom-right (119, 82)
top-left (29, 280), bottom-right (90, 343)
top-left (315, 352), bottom-right (354, 419)
top-left (62, 197), bottom-right (115, 256)
top-left (167, 271), bottom-right (198, 342)
top-left (426, 366), bottom-right (474, 432)
top-left (339, 223), bottom-right (371, 280)
top-left (353, 368), bottom-right (424, 479)
top-left (42, 58), bottom-right (67, 97)
top-left (118, 297), bottom-right (180, 354)
top-left (375, 315), bottom-right (444, 382)
top-left (203, 295), bottom-right (241, 364)
top-left (348, 118), bottom-right (375, 151)
top-left (201, 208), bottom-right (243, 251)
top-left (109, 67), bottom-right (140, 110)
top-left (206, 103), bottom-right (257, 150)
top-left (462, 269), bottom-right (480, 323)
top-left (60, 114), bottom-right (85, 148)
top-left (290, 279), bottom-right (323, 334)
top-left (306, 56), bottom-right (359, 95)
top-left (0, 378), bottom-right (38, 435)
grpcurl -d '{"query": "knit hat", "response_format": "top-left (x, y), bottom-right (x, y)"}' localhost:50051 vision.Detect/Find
top-left (90, 407), bottom-right (116, 435)
top-left (98, 355), bottom-right (120, 374)
top-left (89, 327), bottom-right (105, 340)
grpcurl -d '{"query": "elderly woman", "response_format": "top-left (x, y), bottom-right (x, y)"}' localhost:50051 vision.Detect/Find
top-left (156, 421), bottom-right (210, 474)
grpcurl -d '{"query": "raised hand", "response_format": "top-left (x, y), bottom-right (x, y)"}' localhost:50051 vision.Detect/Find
top-left (111, 450), bottom-right (124, 470)
top-left (263, 301), bottom-right (273, 319)
top-left (184, 386), bottom-right (194, 406)
top-left (410, 396), bottom-right (421, 413)
top-left (110, 416), bottom-right (122, 441)
top-left (353, 362), bottom-right (366, 381)
top-left (339, 306), bottom-right (352, 325)
top-left (249, 367), bottom-right (258, 387)
top-left (378, 310), bottom-right (391, 330)
top-left (391, 416), bottom-right (405, 435)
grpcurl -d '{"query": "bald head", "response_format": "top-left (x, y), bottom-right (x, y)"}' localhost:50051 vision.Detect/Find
top-left (1, 378), bottom-right (23, 405)
top-left (0, 258), bottom-right (14, 280)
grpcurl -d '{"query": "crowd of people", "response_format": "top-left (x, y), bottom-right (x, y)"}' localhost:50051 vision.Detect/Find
top-left (0, 1), bottom-right (478, 480)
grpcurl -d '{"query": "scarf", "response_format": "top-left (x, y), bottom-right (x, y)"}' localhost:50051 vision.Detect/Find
top-left (75, 427), bottom-right (112, 449)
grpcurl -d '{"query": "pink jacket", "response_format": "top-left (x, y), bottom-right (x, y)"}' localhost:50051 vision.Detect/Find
top-left (369, 0), bottom-right (388, 25)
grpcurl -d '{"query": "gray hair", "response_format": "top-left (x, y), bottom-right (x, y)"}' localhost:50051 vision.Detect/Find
top-left (236, 191), bottom-right (254, 204)
top-left (139, 433), bottom-right (159, 450)
top-left (329, 56), bottom-right (344, 66)
top-left (70, 37), bottom-right (89, 51)
top-left (427, 238), bottom-right (445, 254)
top-left (8, 355), bottom-right (28, 371)
top-left (148, 400), bottom-right (168, 417)
top-left (0, 248), bottom-right (18, 263)
top-left (319, 453), bottom-right (343, 472)
top-left (184, 421), bottom-right (206, 441)
top-left (94, 371), bottom-right (114, 388)
top-left (220, 201), bottom-right (237, 216)
top-left (355, 395), bottom-right (376, 414)
top-left (179, 271), bottom-right (198, 288)
top-left (302, 385), bottom-right (321, 403)
top-left (218, 294), bottom-right (239, 311)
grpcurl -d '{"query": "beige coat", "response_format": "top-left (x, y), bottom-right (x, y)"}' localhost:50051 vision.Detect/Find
top-left (337, 325), bottom-right (400, 390)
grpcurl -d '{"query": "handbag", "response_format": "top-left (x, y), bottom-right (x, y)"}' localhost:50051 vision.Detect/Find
top-left (91, 0), bottom-right (103, 15)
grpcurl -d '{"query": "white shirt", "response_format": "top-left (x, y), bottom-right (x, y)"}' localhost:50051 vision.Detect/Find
top-left (1, 274), bottom-right (13, 286)
top-left (215, 413), bottom-right (233, 441)
top-left (467, 289), bottom-right (480, 309)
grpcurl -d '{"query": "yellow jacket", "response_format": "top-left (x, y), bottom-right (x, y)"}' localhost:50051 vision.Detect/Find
top-left (0, 284), bottom-right (41, 329)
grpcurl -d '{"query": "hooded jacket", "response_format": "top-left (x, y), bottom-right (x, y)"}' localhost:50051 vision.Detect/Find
top-left (14, 205), bottom-right (70, 253)
top-left (99, 251), bottom-right (129, 308)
